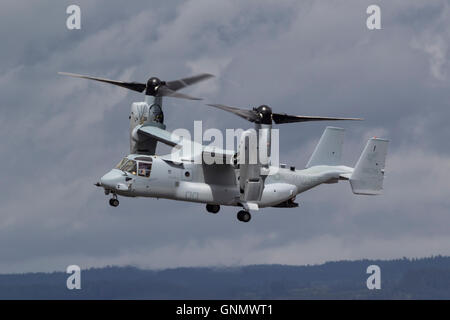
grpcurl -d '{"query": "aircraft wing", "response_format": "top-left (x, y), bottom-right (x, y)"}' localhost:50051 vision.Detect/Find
top-left (138, 125), bottom-right (235, 164)
top-left (202, 145), bottom-right (235, 165)
top-left (137, 125), bottom-right (182, 147)
top-left (165, 140), bottom-right (235, 165)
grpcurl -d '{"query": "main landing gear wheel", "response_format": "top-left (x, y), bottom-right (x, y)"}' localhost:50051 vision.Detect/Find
top-left (237, 210), bottom-right (251, 222)
top-left (206, 204), bottom-right (220, 214)
top-left (109, 198), bottom-right (119, 207)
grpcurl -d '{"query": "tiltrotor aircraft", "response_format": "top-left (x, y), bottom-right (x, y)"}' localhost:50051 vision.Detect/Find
top-left (60, 72), bottom-right (388, 222)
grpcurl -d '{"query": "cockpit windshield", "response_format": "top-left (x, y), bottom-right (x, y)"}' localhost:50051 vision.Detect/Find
top-left (115, 158), bottom-right (128, 169)
top-left (116, 158), bottom-right (137, 175)
top-left (122, 160), bottom-right (137, 175)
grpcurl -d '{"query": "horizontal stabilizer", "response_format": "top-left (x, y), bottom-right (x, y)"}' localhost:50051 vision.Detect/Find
top-left (350, 138), bottom-right (389, 195)
top-left (306, 127), bottom-right (345, 168)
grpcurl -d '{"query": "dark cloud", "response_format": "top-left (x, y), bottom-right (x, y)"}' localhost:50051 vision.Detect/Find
top-left (0, 0), bottom-right (449, 273)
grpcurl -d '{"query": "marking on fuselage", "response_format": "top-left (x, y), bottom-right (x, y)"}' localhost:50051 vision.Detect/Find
top-left (185, 191), bottom-right (199, 200)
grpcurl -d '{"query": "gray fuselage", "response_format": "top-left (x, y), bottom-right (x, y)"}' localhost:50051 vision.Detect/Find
top-left (100, 154), bottom-right (352, 208)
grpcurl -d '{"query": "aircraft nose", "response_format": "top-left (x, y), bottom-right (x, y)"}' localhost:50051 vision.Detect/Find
top-left (100, 169), bottom-right (123, 189)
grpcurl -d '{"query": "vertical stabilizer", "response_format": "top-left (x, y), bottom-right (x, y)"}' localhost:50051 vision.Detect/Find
top-left (350, 138), bottom-right (389, 195)
top-left (306, 127), bottom-right (345, 168)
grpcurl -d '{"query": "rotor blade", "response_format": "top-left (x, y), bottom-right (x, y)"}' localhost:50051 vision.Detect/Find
top-left (205, 104), bottom-right (259, 122)
top-left (58, 72), bottom-right (147, 93)
top-left (158, 86), bottom-right (203, 100)
top-left (272, 113), bottom-right (363, 124)
top-left (166, 73), bottom-right (214, 91)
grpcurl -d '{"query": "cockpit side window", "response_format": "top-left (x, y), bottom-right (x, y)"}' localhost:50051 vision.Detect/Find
top-left (120, 160), bottom-right (137, 175)
top-left (138, 162), bottom-right (152, 178)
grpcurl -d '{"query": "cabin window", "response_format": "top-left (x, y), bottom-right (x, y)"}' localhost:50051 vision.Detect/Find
top-left (138, 162), bottom-right (152, 178)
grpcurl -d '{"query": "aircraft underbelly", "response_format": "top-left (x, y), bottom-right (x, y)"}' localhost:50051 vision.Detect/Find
top-left (137, 178), bottom-right (299, 207)
top-left (173, 182), bottom-right (239, 205)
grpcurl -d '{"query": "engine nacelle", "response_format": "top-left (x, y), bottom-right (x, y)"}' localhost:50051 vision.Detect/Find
top-left (129, 98), bottom-right (166, 155)
top-left (237, 125), bottom-right (271, 202)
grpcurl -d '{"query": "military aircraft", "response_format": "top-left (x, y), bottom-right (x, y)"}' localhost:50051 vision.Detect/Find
top-left (60, 72), bottom-right (388, 222)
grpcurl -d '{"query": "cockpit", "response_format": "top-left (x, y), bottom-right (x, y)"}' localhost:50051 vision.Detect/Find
top-left (115, 156), bottom-right (152, 178)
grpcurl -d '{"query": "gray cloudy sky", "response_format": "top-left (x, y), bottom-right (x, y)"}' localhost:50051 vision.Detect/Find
top-left (0, 0), bottom-right (449, 273)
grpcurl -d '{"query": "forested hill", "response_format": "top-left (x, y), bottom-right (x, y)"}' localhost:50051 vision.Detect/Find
top-left (1, 256), bottom-right (449, 299)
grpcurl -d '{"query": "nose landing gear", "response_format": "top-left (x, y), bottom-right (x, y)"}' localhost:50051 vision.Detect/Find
top-left (237, 210), bottom-right (251, 222)
top-left (109, 194), bottom-right (119, 207)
